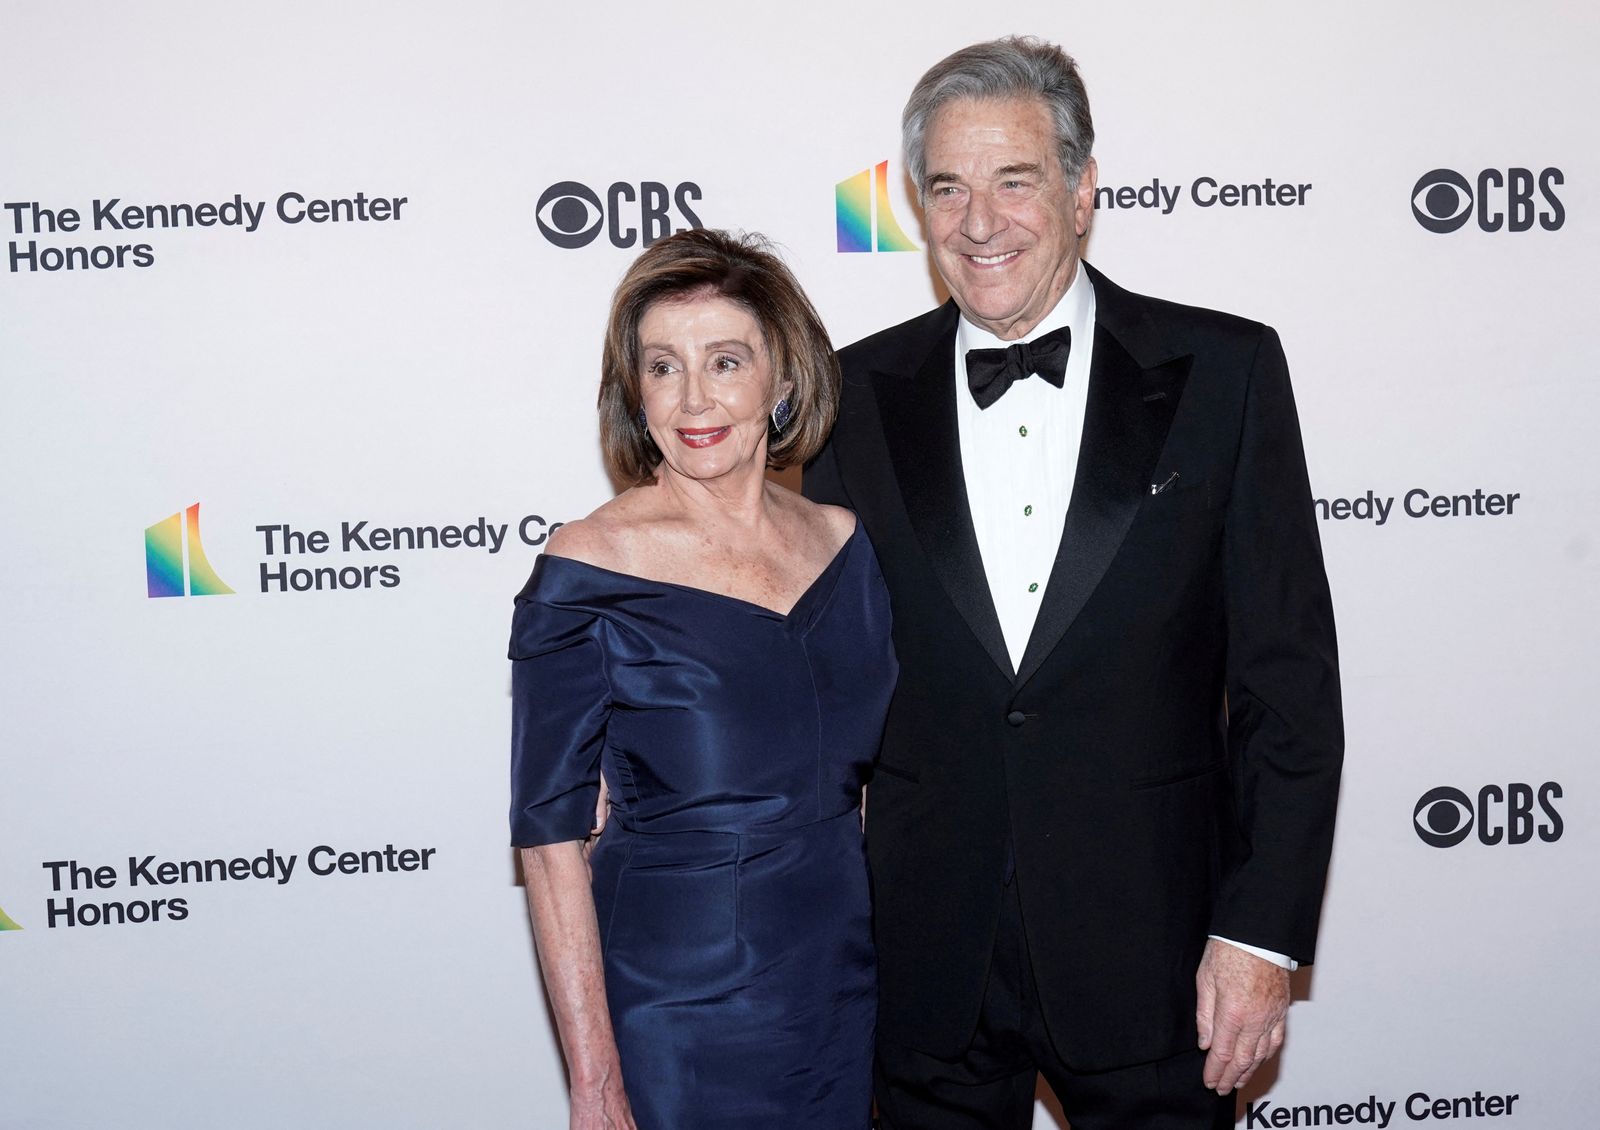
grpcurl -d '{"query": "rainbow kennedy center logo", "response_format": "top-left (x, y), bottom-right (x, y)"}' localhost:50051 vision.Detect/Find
top-left (0, 903), bottom-right (21, 931)
top-left (836, 161), bottom-right (919, 253)
top-left (144, 503), bottom-right (565, 596)
top-left (145, 502), bottom-right (234, 598)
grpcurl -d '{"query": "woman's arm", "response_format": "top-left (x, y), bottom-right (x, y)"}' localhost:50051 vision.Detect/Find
top-left (521, 841), bottom-right (636, 1130)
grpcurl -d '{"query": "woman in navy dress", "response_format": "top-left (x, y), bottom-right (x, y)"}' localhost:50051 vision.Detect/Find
top-left (511, 229), bottom-right (895, 1130)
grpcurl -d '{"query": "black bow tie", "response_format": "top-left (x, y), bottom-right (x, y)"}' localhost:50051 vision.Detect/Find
top-left (965, 325), bottom-right (1072, 410)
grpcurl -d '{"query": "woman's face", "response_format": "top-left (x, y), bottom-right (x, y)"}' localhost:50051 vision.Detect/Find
top-left (637, 293), bottom-right (789, 485)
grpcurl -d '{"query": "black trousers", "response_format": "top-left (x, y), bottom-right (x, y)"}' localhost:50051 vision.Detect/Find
top-left (875, 882), bottom-right (1233, 1130)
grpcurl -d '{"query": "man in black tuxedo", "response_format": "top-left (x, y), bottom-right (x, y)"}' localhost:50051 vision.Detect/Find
top-left (804, 37), bottom-right (1343, 1130)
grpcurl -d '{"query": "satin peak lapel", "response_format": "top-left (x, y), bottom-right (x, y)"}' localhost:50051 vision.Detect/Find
top-left (873, 309), bottom-right (1013, 679)
top-left (1013, 327), bottom-right (1191, 689)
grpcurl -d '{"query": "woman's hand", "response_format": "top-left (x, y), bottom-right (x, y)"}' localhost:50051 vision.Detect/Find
top-left (570, 1068), bottom-right (637, 1129)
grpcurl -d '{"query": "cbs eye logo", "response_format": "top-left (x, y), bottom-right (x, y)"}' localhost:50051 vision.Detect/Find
top-left (1411, 167), bottom-right (1565, 234)
top-left (536, 180), bottom-right (704, 250)
top-left (1413, 782), bottom-right (1563, 848)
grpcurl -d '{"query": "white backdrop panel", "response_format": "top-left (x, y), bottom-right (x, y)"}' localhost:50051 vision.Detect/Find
top-left (3, 1), bottom-right (1596, 1126)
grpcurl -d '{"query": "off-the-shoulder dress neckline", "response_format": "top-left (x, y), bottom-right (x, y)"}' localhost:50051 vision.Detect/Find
top-left (535, 517), bottom-right (861, 621)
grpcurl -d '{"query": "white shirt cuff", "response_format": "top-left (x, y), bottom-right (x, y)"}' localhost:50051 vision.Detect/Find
top-left (1209, 935), bottom-right (1298, 971)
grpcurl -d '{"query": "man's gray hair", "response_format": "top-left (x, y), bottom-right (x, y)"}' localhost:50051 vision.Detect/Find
top-left (902, 36), bottom-right (1095, 202)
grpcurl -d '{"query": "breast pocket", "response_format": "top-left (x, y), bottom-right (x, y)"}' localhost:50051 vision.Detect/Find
top-left (1128, 476), bottom-right (1220, 575)
top-left (1139, 474), bottom-right (1212, 522)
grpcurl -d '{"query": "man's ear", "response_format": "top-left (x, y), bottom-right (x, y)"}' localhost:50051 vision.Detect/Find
top-left (1074, 157), bottom-right (1099, 237)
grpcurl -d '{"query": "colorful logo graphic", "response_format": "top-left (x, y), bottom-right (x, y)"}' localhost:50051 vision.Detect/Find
top-left (145, 503), bottom-right (234, 598)
top-left (836, 161), bottom-right (919, 253)
top-left (0, 904), bottom-right (20, 931)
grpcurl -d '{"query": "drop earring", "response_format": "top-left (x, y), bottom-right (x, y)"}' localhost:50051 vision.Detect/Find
top-left (770, 397), bottom-right (793, 435)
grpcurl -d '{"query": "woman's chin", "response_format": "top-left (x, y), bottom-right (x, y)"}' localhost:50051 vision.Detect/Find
top-left (660, 445), bottom-right (764, 484)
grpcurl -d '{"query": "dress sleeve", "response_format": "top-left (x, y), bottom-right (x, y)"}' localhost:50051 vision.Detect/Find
top-left (508, 589), bottom-right (611, 847)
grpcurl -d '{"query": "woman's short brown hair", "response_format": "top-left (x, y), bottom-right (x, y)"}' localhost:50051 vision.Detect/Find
top-left (598, 228), bottom-right (840, 484)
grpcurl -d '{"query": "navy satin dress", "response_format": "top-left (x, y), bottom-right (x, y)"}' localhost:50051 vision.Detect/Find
top-left (509, 521), bottom-right (895, 1129)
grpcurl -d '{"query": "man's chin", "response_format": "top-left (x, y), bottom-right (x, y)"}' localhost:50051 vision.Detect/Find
top-left (954, 296), bottom-right (1033, 335)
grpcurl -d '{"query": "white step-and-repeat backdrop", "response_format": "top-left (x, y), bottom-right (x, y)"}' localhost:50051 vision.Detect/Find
top-left (3, 2), bottom-right (1595, 1126)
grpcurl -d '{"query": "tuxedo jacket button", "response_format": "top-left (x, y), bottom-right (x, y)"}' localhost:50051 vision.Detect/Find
top-left (1006, 710), bottom-right (1026, 727)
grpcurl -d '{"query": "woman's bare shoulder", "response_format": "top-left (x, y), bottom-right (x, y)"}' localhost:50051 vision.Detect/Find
top-left (768, 483), bottom-right (857, 551)
top-left (542, 519), bottom-right (615, 570)
top-left (545, 489), bottom-right (662, 574)
top-left (815, 501), bottom-right (859, 546)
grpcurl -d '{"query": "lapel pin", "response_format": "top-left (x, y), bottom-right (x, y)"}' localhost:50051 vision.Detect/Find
top-left (1150, 472), bottom-right (1179, 495)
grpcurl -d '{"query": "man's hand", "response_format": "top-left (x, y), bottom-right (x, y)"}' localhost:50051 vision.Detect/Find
top-left (581, 776), bottom-right (611, 869)
top-left (1195, 938), bottom-right (1290, 1094)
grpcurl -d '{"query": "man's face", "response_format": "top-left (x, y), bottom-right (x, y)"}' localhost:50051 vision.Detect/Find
top-left (922, 97), bottom-right (1097, 341)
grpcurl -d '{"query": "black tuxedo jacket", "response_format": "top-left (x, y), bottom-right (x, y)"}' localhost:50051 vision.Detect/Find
top-left (804, 263), bottom-right (1343, 1070)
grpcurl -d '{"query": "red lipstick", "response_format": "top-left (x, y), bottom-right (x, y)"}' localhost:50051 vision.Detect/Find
top-left (676, 426), bottom-right (732, 448)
